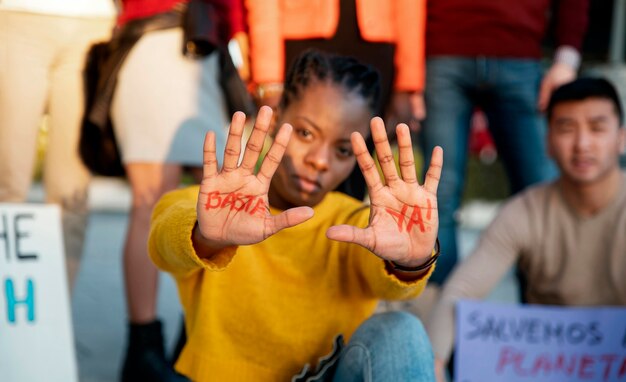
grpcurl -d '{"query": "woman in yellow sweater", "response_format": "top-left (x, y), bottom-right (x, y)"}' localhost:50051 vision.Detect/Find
top-left (149, 50), bottom-right (443, 381)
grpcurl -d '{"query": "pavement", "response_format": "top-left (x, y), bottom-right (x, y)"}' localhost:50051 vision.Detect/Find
top-left (27, 177), bottom-right (518, 382)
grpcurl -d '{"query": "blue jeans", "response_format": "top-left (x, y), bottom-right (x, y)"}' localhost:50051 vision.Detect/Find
top-left (332, 312), bottom-right (434, 381)
top-left (421, 57), bottom-right (557, 285)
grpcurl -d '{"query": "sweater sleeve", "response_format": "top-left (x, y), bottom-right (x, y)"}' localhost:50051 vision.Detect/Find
top-left (344, 206), bottom-right (434, 300)
top-left (392, 0), bottom-right (426, 92)
top-left (426, 196), bottom-right (531, 362)
top-left (554, 0), bottom-right (590, 50)
top-left (355, 246), bottom-right (435, 300)
top-left (148, 187), bottom-right (237, 279)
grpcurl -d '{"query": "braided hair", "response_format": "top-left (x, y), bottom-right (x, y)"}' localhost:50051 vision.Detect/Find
top-left (279, 49), bottom-right (381, 114)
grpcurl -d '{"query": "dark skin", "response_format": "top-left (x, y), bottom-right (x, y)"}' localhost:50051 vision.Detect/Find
top-left (193, 85), bottom-right (443, 281)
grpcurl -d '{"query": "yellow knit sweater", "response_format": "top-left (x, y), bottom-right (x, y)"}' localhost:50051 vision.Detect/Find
top-left (149, 186), bottom-right (432, 381)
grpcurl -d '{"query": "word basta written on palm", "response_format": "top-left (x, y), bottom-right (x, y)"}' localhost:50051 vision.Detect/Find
top-left (194, 106), bottom-right (443, 269)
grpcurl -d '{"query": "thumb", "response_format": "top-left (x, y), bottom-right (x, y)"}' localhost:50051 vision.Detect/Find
top-left (265, 206), bottom-right (314, 236)
top-left (326, 225), bottom-right (373, 251)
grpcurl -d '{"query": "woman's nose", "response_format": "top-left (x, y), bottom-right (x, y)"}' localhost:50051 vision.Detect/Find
top-left (305, 144), bottom-right (330, 171)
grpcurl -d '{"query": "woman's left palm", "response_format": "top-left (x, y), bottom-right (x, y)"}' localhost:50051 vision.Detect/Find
top-left (327, 118), bottom-right (442, 267)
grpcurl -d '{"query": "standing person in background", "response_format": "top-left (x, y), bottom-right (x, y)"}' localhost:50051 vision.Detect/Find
top-left (245, 0), bottom-right (426, 199)
top-left (110, 1), bottom-right (246, 380)
top-left (427, 77), bottom-right (626, 381)
top-left (0, 0), bottom-right (115, 289)
top-left (417, 0), bottom-right (590, 317)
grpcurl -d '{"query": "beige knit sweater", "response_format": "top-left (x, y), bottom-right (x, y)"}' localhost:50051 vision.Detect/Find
top-left (427, 174), bottom-right (626, 361)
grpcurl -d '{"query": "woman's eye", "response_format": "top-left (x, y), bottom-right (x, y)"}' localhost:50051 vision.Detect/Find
top-left (296, 128), bottom-right (313, 139)
top-left (336, 146), bottom-right (353, 158)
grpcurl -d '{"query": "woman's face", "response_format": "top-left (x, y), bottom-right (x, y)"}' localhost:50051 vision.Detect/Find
top-left (268, 81), bottom-right (372, 209)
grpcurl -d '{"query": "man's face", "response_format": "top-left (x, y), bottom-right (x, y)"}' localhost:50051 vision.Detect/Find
top-left (548, 98), bottom-right (626, 185)
top-left (268, 82), bottom-right (371, 210)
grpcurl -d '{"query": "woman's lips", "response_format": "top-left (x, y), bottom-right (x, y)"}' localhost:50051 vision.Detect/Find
top-left (293, 175), bottom-right (321, 193)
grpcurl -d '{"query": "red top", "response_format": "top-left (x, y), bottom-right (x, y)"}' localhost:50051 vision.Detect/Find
top-left (426, 0), bottom-right (589, 58)
top-left (118, 0), bottom-right (246, 39)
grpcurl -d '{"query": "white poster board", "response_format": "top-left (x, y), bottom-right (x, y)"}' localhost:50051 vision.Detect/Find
top-left (455, 300), bottom-right (626, 382)
top-left (0, 204), bottom-right (78, 382)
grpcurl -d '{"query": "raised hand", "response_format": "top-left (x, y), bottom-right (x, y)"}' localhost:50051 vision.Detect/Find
top-left (326, 117), bottom-right (443, 268)
top-left (195, 106), bottom-right (314, 251)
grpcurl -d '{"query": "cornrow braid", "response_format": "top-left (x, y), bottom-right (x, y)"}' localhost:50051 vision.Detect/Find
top-left (279, 49), bottom-right (381, 114)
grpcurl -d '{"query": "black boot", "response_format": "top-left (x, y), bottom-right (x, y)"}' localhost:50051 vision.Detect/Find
top-left (121, 320), bottom-right (190, 382)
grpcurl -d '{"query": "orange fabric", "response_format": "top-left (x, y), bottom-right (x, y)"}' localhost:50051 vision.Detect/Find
top-left (246, 0), bottom-right (425, 92)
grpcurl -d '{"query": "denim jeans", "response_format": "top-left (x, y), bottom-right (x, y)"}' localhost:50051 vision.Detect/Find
top-left (332, 312), bottom-right (434, 381)
top-left (421, 57), bottom-right (557, 285)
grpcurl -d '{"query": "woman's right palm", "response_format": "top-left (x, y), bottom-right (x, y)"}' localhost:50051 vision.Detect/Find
top-left (196, 106), bottom-right (313, 248)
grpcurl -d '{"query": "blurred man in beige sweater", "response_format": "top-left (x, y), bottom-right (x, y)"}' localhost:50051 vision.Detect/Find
top-left (427, 77), bottom-right (626, 381)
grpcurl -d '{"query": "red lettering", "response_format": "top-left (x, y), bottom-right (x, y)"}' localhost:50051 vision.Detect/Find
top-left (231, 194), bottom-right (249, 211)
top-left (204, 190), bottom-right (265, 217)
top-left (618, 357), bottom-right (626, 378)
top-left (386, 205), bottom-right (409, 232)
top-left (249, 198), bottom-right (267, 217)
top-left (578, 355), bottom-right (594, 379)
top-left (496, 347), bottom-right (528, 376)
top-left (221, 192), bottom-right (240, 210)
top-left (205, 191), bottom-right (222, 209)
top-left (531, 354), bottom-right (553, 376)
top-left (555, 354), bottom-right (576, 376)
top-left (599, 354), bottom-right (617, 381)
top-left (406, 205), bottom-right (425, 233)
top-left (240, 194), bottom-right (255, 212)
top-left (386, 203), bottom-right (432, 233)
top-left (494, 352), bottom-right (624, 381)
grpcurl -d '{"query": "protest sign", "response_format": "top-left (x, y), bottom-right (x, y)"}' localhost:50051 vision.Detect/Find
top-left (456, 299), bottom-right (626, 382)
top-left (0, 204), bottom-right (77, 382)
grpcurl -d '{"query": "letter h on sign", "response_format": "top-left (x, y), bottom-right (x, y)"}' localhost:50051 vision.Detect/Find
top-left (4, 278), bottom-right (35, 323)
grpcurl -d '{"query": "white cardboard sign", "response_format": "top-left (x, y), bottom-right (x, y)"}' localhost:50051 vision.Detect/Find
top-left (0, 204), bottom-right (77, 382)
top-left (455, 299), bottom-right (626, 382)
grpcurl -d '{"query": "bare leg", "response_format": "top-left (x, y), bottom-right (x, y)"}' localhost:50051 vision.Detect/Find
top-left (123, 163), bottom-right (182, 323)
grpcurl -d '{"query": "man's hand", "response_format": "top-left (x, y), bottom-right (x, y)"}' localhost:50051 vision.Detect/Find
top-left (537, 62), bottom-right (576, 111)
top-left (435, 358), bottom-right (448, 382)
top-left (386, 91), bottom-right (425, 133)
top-left (253, 82), bottom-right (283, 110)
top-left (231, 32), bottom-right (250, 83)
top-left (326, 117), bottom-right (442, 267)
top-left (194, 106), bottom-right (314, 256)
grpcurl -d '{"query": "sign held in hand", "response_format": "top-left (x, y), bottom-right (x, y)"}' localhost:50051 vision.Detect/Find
top-left (456, 300), bottom-right (626, 382)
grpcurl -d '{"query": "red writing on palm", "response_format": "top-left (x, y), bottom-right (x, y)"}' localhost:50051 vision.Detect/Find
top-left (385, 199), bottom-right (433, 233)
top-left (204, 191), bottom-right (267, 217)
top-left (194, 107), bottom-right (314, 252)
top-left (326, 117), bottom-right (442, 268)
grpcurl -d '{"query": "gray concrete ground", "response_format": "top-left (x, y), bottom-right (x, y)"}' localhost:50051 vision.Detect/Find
top-left (29, 177), bottom-right (518, 382)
